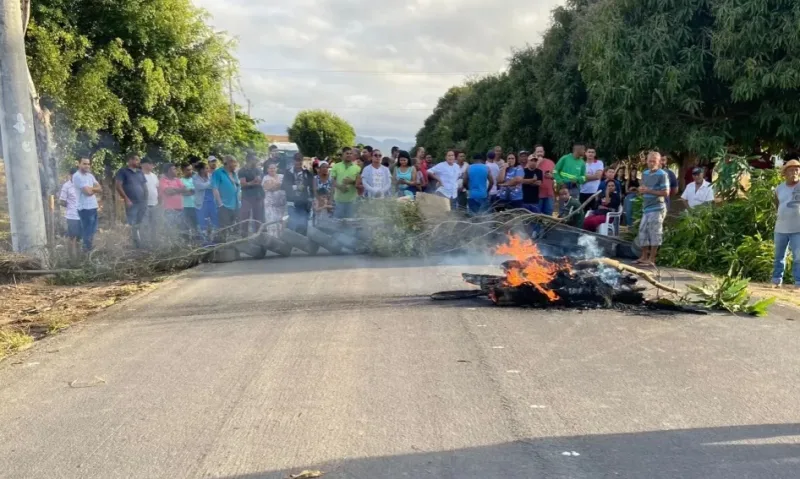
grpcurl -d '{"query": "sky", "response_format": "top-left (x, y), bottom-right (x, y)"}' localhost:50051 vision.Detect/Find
top-left (195, 0), bottom-right (563, 141)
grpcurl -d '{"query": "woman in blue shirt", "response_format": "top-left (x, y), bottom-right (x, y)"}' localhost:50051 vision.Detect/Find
top-left (497, 153), bottom-right (525, 210)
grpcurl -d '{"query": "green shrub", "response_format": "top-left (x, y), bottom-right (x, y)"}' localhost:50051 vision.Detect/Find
top-left (687, 275), bottom-right (776, 317)
top-left (357, 200), bottom-right (429, 257)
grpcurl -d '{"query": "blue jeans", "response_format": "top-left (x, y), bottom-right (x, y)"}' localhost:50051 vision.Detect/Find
top-left (773, 231), bottom-right (800, 286)
top-left (624, 193), bottom-right (637, 227)
top-left (334, 201), bottom-right (356, 219)
top-left (538, 197), bottom-right (554, 216)
top-left (196, 198), bottom-right (219, 242)
top-left (467, 198), bottom-right (489, 216)
top-left (78, 208), bottom-right (98, 251)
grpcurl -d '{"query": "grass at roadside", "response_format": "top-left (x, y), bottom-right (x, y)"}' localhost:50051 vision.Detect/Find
top-left (0, 278), bottom-right (158, 361)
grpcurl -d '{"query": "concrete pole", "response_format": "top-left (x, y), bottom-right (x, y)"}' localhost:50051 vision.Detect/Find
top-left (0, 0), bottom-right (47, 259)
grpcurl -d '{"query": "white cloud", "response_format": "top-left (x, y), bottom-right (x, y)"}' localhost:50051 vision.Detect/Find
top-left (196, 0), bottom-right (563, 140)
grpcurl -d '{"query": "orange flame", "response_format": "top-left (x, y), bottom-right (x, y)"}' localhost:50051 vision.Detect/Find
top-left (496, 235), bottom-right (566, 301)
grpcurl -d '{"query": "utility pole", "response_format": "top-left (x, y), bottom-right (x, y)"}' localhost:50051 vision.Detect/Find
top-left (0, 0), bottom-right (47, 259)
top-left (247, 98), bottom-right (251, 117)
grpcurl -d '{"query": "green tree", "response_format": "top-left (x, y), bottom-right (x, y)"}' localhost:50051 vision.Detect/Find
top-left (498, 48), bottom-right (543, 151)
top-left (288, 110), bottom-right (356, 158)
top-left (532, 1), bottom-right (592, 155)
top-left (579, 0), bottom-right (728, 158)
top-left (25, 0), bottom-right (264, 166)
top-left (712, 0), bottom-right (800, 151)
top-left (415, 85), bottom-right (469, 158)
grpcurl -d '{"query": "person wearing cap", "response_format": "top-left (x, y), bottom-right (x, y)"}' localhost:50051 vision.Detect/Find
top-left (680, 167), bottom-right (714, 209)
top-left (207, 156), bottom-right (218, 173)
top-left (772, 158), bottom-right (800, 289)
top-left (518, 150), bottom-right (530, 169)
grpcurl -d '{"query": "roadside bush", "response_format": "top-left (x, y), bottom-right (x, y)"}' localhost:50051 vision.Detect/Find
top-left (659, 169), bottom-right (790, 282)
top-left (357, 199), bottom-right (429, 257)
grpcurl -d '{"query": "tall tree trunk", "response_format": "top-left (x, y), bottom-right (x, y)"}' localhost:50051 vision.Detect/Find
top-left (22, 0), bottom-right (59, 243)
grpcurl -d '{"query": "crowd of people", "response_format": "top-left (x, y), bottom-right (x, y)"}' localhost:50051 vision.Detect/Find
top-left (56, 142), bottom-right (799, 289)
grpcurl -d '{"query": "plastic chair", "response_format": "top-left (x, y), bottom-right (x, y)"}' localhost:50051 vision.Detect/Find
top-left (598, 205), bottom-right (623, 237)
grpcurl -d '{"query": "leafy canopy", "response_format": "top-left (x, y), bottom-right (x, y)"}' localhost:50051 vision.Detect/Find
top-left (26, 0), bottom-right (266, 165)
top-left (288, 110), bottom-right (356, 158)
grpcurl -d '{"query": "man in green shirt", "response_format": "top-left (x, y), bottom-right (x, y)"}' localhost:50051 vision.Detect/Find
top-left (331, 146), bottom-right (362, 219)
top-left (554, 142), bottom-right (587, 198)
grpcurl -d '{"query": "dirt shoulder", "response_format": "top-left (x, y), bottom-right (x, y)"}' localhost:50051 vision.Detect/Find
top-left (0, 278), bottom-right (158, 360)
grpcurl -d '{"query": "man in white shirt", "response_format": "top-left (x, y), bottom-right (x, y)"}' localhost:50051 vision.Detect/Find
top-left (59, 167), bottom-right (81, 258)
top-left (72, 157), bottom-right (102, 251)
top-left (428, 150), bottom-right (462, 210)
top-left (580, 147), bottom-right (604, 208)
top-left (486, 150), bottom-right (501, 206)
top-left (681, 167), bottom-right (715, 208)
top-left (141, 158), bottom-right (160, 246)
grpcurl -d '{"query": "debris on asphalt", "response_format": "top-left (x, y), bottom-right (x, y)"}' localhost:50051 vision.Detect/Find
top-left (68, 376), bottom-right (106, 388)
top-left (288, 470), bottom-right (324, 479)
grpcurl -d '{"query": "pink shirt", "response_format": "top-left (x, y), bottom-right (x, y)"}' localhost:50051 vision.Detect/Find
top-left (536, 158), bottom-right (556, 198)
top-left (159, 177), bottom-right (184, 211)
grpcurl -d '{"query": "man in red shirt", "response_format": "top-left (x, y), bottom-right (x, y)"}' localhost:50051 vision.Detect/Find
top-left (159, 163), bottom-right (186, 233)
top-left (415, 147), bottom-right (429, 191)
top-left (533, 145), bottom-right (556, 216)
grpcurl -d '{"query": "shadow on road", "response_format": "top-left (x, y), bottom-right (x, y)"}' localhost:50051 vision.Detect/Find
top-left (214, 423), bottom-right (800, 479)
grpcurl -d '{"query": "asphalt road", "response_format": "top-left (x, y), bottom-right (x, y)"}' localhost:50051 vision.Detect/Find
top-left (1, 255), bottom-right (799, 479)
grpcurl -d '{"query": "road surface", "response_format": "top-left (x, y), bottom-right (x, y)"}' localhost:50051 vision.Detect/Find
top-left (1, 255), bottom-right (799, 478)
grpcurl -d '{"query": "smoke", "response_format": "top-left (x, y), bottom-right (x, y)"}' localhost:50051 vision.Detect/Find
top-left (577, 234), bottom-right (620, 286)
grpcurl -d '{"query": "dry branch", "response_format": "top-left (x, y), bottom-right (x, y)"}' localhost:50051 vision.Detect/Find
top-left (575, 258), bottom-right (681, 295)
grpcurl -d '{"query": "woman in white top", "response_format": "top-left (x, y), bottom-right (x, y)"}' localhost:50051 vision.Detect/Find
top-left (773, 159), bottom-right (800, 289)
top-left (361, 149), bottom-right (392, 198)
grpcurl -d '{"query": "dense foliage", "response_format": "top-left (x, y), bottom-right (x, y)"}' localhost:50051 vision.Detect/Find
top-left (417, 0), bottom-right (800, 161)
top-left (288, 110), bottom-right (356, 158)
top-left (25, 0), bottom-right (266, 165)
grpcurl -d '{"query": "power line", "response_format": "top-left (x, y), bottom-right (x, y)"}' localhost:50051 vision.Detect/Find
top-left (239, 67), bottom-right (495, 75)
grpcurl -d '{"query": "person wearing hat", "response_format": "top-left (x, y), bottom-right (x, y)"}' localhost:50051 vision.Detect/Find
top-left (680, 167), bottom-right (715, 209)
top-left (518, 150), bottom-right (530, 169)
top-left (773, 158), bottom-right (800, 289)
